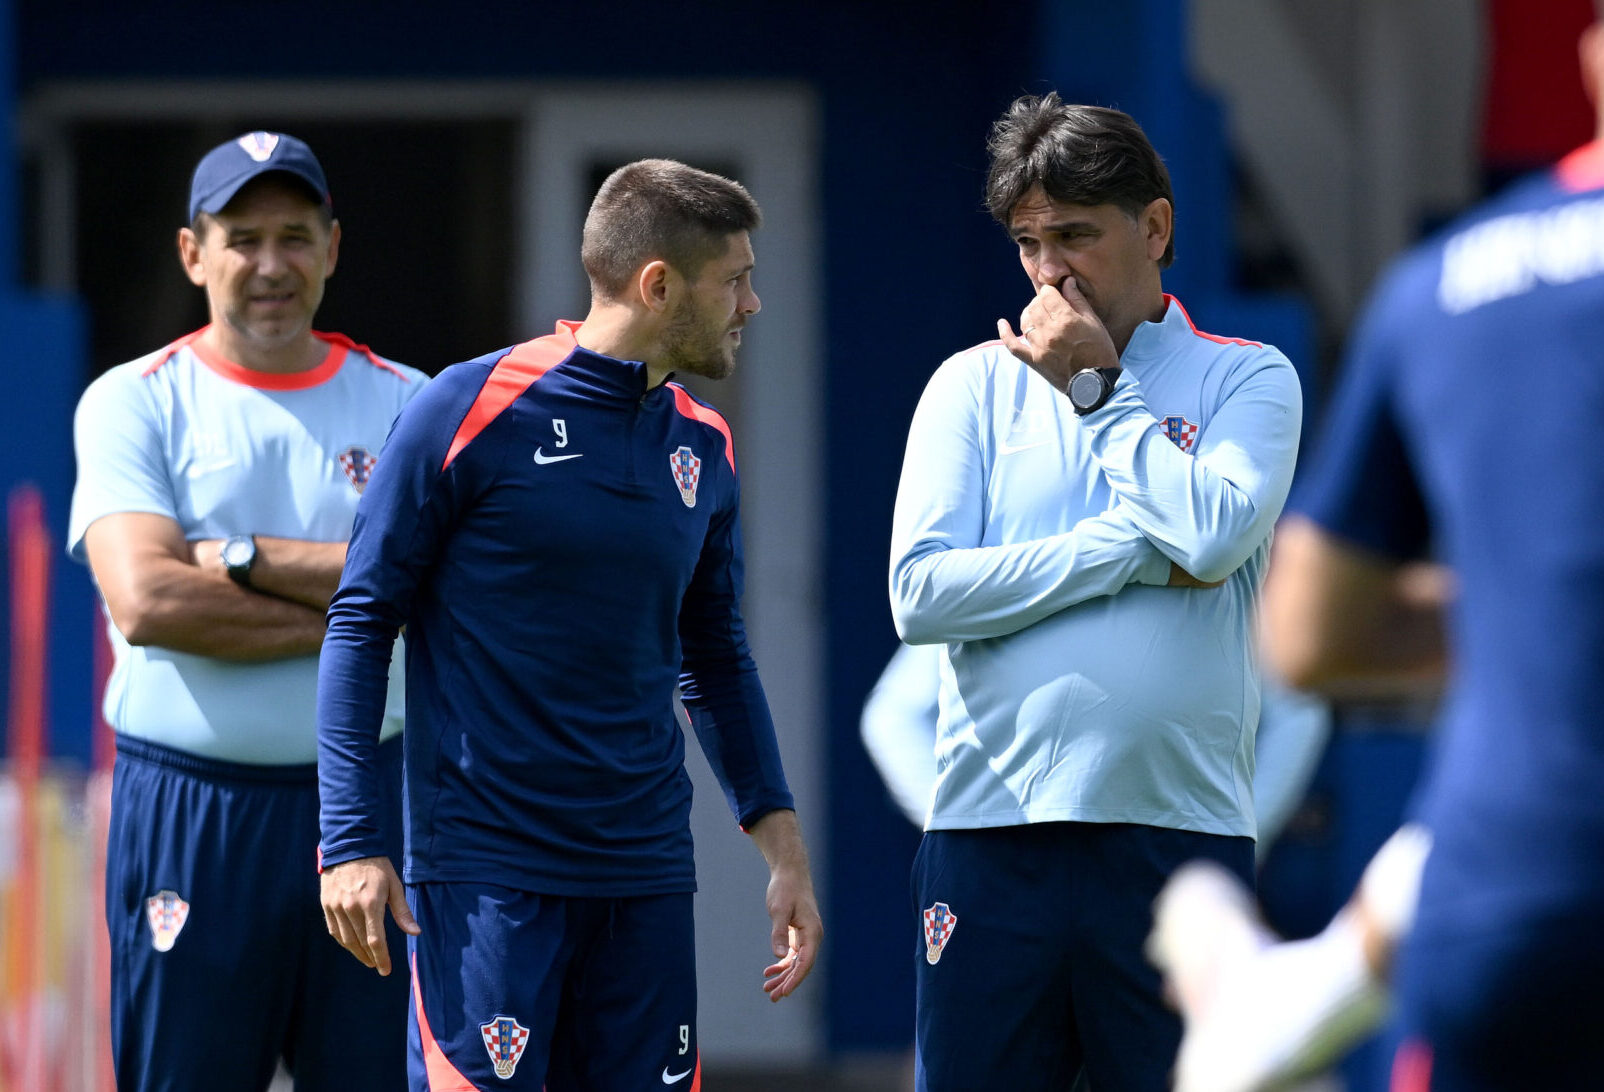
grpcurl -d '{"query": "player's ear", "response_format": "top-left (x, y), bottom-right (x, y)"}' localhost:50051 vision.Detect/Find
top-left (1141, 198), bottom-right (1173, 263)
top-left (177, 225), bottom-right (207, 287)
top-left (636, 259), bottom-right (675, 315)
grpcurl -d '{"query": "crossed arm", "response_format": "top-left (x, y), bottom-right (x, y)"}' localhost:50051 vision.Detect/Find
top-left (83, 511), bottom-right (347, 660)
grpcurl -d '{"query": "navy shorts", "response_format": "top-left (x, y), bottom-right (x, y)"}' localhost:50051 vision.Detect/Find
top-left (1392, 904), bottom-right (1604, 1090)
top-left (106, 735), bottom-right (408, 1092)
top-left (912, 821), bottom-right (1254, 1092)
top-left (406, 883), bottom-right (699, 1091)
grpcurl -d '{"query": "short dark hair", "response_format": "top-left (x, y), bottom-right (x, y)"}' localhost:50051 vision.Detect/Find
top-left (581, 159), bottom-right (762, 298)
top-left (985, 93), bottom-right (1175, 268)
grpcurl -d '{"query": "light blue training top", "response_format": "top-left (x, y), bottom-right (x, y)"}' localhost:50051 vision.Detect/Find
top-left (889, 296), bottom-right (1302, 837)
top-left (68, 331), bottom-right (427, 764)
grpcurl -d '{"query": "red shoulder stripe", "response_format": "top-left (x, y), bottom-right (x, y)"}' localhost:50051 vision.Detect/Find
top-left (315, 330), bottom-right (411, 380)
top-left (441, 322), bottom-right (579, 471)
top-left (669, 384), bottom-right (736, 471)
top-left (140, 328), bottom-right (208, 377)
top-left (1164, 294), bottom-right (1263, 347)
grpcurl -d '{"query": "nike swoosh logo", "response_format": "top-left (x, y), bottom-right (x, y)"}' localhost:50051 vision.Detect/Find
top-left (997, 439), bottom-right (1050, 456)
top-left (662, 1066), bottom-right (693, 1084)
top-left (186, 459), bottom-right (238, 478)
top-left (533, 448), bottom-right (583, 465)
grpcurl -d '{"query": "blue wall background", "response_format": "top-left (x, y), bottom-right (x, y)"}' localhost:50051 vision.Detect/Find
top-left (6, 0), bottom-right (1326, 1057)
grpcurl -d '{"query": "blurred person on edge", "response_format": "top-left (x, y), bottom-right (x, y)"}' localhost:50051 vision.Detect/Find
top-left (1150, 8), bottom-right (1604, 1092)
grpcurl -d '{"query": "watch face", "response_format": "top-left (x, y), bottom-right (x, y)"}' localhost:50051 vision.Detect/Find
top-left (1069, 369), bottom-right (1105, 411)
top-left (222, 537), bottom-right (254, 568)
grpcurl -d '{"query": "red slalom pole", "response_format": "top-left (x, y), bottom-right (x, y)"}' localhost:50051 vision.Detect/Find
top-left (5, 483), bottom-right (52, 1091)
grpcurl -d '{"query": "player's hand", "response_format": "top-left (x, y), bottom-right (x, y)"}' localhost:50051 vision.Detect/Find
top-left (747, 809), bottom-right (823, 1002)
top-left (761, 865), bottom-right (822, 1002)
top-left (996, 280), bottom-right (1121, 392)
top-left (320, 855), bottom-right (420, 976)
top-left (1168, 562), bottom-right (1226, 589)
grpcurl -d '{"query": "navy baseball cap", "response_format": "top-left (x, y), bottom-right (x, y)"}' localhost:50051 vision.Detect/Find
top-left (187, 131), bottom-right (332, 222)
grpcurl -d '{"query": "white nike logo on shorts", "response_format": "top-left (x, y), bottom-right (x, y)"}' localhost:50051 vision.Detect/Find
top-left (533, 448), bottom-right (583, 465)
top-left (662, 1065), bottom-right (693, 1084)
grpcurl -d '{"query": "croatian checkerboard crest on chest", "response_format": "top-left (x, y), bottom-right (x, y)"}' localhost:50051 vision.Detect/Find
top-left (338, 446), bottom-right (377, 493)
top-left (669, 446), bottom-right (702, 508)
top-left (1161, 415), bottom-right (1200, 454)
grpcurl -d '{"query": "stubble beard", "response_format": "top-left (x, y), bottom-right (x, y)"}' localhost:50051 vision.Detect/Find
top-left (662, 299), bottom-right (736, 381)
top-left (223, 279), bottom-right (319, 358)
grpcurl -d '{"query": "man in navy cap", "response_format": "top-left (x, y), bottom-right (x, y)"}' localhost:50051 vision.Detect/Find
top-left (68, 132), bottom-right (427, 1091)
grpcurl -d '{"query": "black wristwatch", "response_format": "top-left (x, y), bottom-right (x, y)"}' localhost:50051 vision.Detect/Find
top-left (221, 534), bottom-right (257, 588)
top-left (1066, 367), bottom-right (1121, 416)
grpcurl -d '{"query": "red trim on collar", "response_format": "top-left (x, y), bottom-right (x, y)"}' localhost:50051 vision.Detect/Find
top-left (160, 326), bottom-right (350, 389)
top-left (1163, 294), bottom-right (1263, 347)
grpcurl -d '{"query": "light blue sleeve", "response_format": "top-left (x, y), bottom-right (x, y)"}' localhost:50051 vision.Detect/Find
top-left (859, 642), bottom-right (940, 826)
top-left (889, 357), bottom-right (1171, 645)
top-left (1083, 352), bottom-right (1302, 583)
top-left (1253, 668), bottom-right (1332, 857)
top-left (67, 362), bottom-right (176, 562)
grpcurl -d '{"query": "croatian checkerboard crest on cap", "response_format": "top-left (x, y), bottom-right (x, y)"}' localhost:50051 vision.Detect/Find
top-left (480, 1014), bottom-right (530, 1079)
top-left (923, 901), bottom-right (958, 965)
top-left (669, 445), bottom-right (702, 508)
top-left (145, 889), bottom-right (190, 952)
top-left (237, 132), bottom-right (281, 163)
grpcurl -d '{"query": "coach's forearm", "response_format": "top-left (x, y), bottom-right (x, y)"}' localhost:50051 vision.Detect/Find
top-left (191, 536), bottom-right (349, 611)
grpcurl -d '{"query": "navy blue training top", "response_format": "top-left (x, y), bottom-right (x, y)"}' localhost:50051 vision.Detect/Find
top-left (1294, 143), bottom-right (1604, 928)
top-left (317, 321), bottom-right (793, 896)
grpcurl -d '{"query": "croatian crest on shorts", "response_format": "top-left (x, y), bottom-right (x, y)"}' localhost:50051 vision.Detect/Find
top-left (1161, 415), bottom-right (1200, 453)
top-left (669, 445), bottom-right (702, 508)
top-left (145, 889), bottom-right (190, 952)
top-left (338, 446), bottom-right (377, 493)
top-left (480, 1014), bottom-right (530, 1079)
top-left (237, 132), bottom-right (280, 162)
top-left (922, 901), bottom-right (958, 965)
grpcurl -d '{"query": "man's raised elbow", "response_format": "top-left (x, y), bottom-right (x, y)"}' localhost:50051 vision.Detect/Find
top-left (108, 593), bottom-right (164, 647)
top-left (1183, 546), bottom-right (1247, 587)
top-left (889, 593), bottom-right (944, 645)
top-left (890, 605), bottom-right (926, 645)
